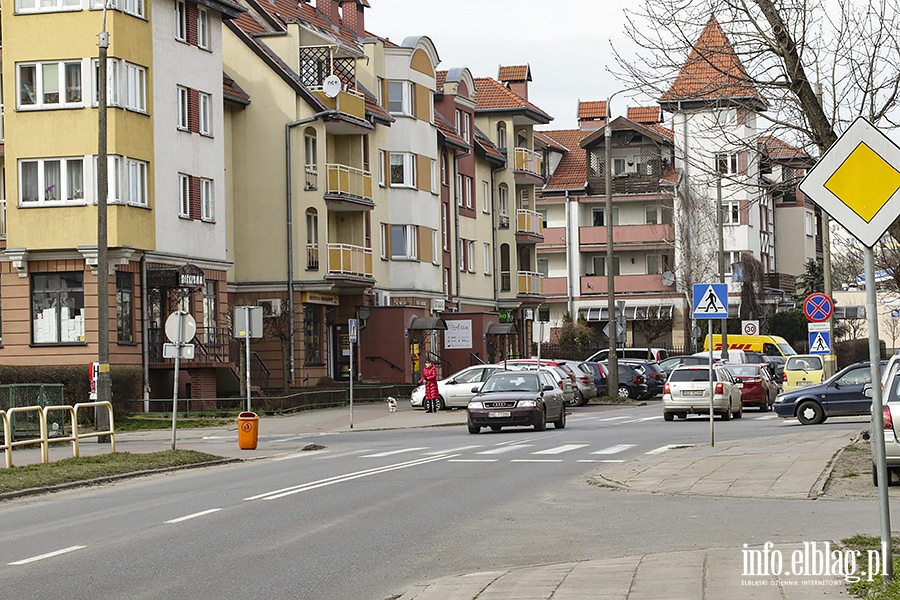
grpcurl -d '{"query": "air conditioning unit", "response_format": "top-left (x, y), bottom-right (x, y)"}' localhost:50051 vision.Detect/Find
top-left (374, 291), bottom-right (391, 307)
top-left (258, 299), bottom-right (282, 318)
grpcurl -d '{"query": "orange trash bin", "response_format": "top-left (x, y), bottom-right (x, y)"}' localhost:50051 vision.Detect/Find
top-left (237, 412), bottom-right (259, 450)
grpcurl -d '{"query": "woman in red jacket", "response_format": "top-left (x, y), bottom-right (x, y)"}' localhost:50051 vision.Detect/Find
top-left (420, 360), bottom-right (439, 413)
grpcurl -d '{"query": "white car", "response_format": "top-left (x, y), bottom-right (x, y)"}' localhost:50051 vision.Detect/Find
top-left (662, 365), bottom-right (743, 421)
top-left (410, 364), bottom-right (508, 410)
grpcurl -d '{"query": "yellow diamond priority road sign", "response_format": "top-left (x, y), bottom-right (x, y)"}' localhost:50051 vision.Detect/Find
top-left (800, 117), bottom-right (900, 247)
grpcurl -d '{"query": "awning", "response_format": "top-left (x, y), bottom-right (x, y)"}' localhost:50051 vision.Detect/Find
top-left (581, 305), bottom-right (674, 321)
top-left (486, 322), bottom-right (518, 335)
top-left (407, 316), bottom-right (448, 330)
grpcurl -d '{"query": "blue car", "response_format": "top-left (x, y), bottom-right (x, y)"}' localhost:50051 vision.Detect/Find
top-left (773, 361), bottom-right (882, 425)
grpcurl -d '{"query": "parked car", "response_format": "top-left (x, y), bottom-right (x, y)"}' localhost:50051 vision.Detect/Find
top-left (587, 347), bottom-right (669, 362)
top-left (723, 363), bottom-right (779, 411)
top-left (760, 355), bottom-right (786, 380)
top-left (662, 365), bottom-right (743, 421)
top-left (601, 361), bottom-right (650, 399)
top-left (774, 360), bottom-right (881, 424)
top-left (693, 349), bottom-right (748, 364)
top-left (782, 354), bottom-right (826, 392)
top-left (873, 360), bottom-right (900, 485)
top-left (620, 359), bottom-right (667, 399)
top-left (658, 354), bottom-right (717, 376)
top-left (506, 363), bottom-right (576, 406)
top-left (503, 359), bottom-right (593, 406)
top-left (577, 361), bottom-right (609, 398)
top-left (467, 370), bottom-right (566, 433)
top-left (410, 364), bottom-right (508, 409)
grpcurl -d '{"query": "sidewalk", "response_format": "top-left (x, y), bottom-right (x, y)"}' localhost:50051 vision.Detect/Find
top-left (11, 402), bottom-right (862, 599)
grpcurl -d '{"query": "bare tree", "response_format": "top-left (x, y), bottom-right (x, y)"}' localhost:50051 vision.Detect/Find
top-left (882, 307), bottom-right (900, 353)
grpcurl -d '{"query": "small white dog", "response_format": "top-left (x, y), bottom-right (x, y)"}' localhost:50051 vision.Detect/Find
top-left (387, 397), bottom-right (397, 412)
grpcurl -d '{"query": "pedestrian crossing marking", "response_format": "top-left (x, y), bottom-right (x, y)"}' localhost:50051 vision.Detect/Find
top-left (362, 447), bottom-right (428, 458)
top-left (423, 445), bottom-right (483, 455)
top-left (477, 445), bottom-right (534, 454)
top-left (532, 444), bottom-right (590, 455)
top-left (511, 459), bottom-right (563, 463)
top-left (591, 444), bottom-right (636, 455)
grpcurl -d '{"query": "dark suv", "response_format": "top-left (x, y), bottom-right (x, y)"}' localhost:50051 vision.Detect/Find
top-left (621, 360), bottom-right (667, 399)
top-left (602, 361), bottom-right (649, 399)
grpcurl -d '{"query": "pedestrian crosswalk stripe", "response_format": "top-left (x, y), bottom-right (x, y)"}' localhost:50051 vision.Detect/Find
top-left (423, 445), bottom-right (483, 455)
top-left (591, 444), bottom-right (636, 455)
top-left (532, 444), bottom-right (590, 455)
top-left (477, 445), bottom-right (534, 454)
top-left (362, 447), bottom-right (428, 458)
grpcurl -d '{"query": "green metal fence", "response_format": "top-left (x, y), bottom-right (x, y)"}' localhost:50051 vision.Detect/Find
top-left (0, 384), bottom-right (67, 440)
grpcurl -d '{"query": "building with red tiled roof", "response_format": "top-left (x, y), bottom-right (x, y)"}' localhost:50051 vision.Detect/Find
top-left (577, 100), bottom-right (607, 130)
top-left (627, 106), bottom-right (661, 125)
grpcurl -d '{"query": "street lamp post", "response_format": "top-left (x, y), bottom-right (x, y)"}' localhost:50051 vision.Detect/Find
top-left (96, 9), bottom-right (111, 441)
top-left (604, 99), bottom-right (619, 397)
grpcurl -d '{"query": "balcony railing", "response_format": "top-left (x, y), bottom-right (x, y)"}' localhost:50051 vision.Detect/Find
top-left (307, 243), bottom-right (319, 270)
top-left (516, 209), bottom-right (543, 237)
top-left (304, 164), bottom-right (318, 190)
top-left (326, 164), bottom-right (373, 201)
top-left (517, 271), bottom-right (543, 296)
top-left (514, 147), bottom-right (542, 177)
top-left (500, 270), bottom-right (511, 292)
top-left (588, 173), bottom-right (665, 195)
top-left (499, 212), bottom-right (510, 229)
top-left (327, 243), bottom-right (373, 278)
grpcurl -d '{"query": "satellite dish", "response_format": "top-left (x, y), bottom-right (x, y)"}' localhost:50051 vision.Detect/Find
top-left (323, 75), bottom-right (341, 98)
top-left (662, 271), bottom-right (675, 287)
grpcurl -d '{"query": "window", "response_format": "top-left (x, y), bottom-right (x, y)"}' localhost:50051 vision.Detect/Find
top-left (497, 123), bottom-right (507, 151)
top-left (432, 231), bottom-right (439, 265)
top-left (458, 239), bottom-right (465, 272)
top-left (592, 256), bottom-right (620, 277)
top-left (442, 204), bottom-right (449, 250)
top-left (805, 211), bottom-right (814, 236)
top-left (121, 0), bottom-right (145, 17)
top-left (390, 152), bottom-right (416, 187)
top-left (306, 208), bottom-right (319, 269)
top-left (721, 201), bottom-right (740, 225)
top-left (484, 243), bottom-right (492, 274)
top-left (455, 174), bottom-right (462, 206)
top-left (32, 272), bottom-right (85, 344)
top-left (126, 158), bottom-right (148, 206)
top-left (175, 0), bottom-right (187, 41)
top-left (440, 155), bottom-right (447, 185)
top-left (92, 58), bottom-right (120, 107)
top-left (613, 158), bottom-right (625, 174)
top-left (647, 254), bottom-right (661, 275)
top-left (387, 80), bottom-right (413, 116)
top-left (431, 159), bottom-right (437, 194)
top-left (715, 153), bottom-right (738, 175)
top-left (463, 113), bottom-right (471, 144)
top-left (378, 150), bottom-right (386, 186)
top-left (95, 155), bottom-right (146, 206)
top-left (304, 304), bottom-right (323, 365)
top-left (391, 225), bottom-right (418, 259)
top-left (467, 240), bottom-right (475, 272)
top-left (17, 61), bottom-right (83, 109)
top-left (482, 181), bottom-right (490, 213)
top-left (124, 62), bottom-right (146, 111)
top-left (200, 178), bottom-right (214, 221)
top-left (116, 272), bottom-right (134, 343)
top-left (538, 209), bottom-right (548, 228)
top-left (20, 157), bottom-right (85, 204)
top-left (498, 184), bottom-right (509, 228)
top-left (463, 176), bottom-right (472, 209)
top-left (199, 92), bottom-right (212, 135)
top-left (16, 0), bottom-right (79, 14)
top-left (592, 207), bottom-right (619, 227)
top-left (197, 7), bottom-right (210, 49)
top-left (177, 86), bottom-right (189, 130)
top-left (645, 205), bottom-right (658, 225)
top-left (179, 174), bottom-right (190, 217)
top-left (305, 133), bottom-right (318, 189)
top-left (537, 258), bottom-right (548, 277)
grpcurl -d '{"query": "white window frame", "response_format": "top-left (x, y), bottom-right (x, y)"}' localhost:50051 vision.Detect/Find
top-left (197, 7), bottom-right (210, 49)
top-left (17, 60), bottom-right (85, 110)
top-left (391, 224), bottom-right (418, 260)
top-left (805, 211), bottom-right (814, 236)
top-left (482, 181), bottom-right (490, 213)
top-left (177, 86), bottom-right (189, 130)
top-left (484, 243), bottom-right (492, 274)
top-left (125, 158), bottom-right (148, 207)
top-left (431, 159), bottom-right (437, 194)
top-left (124, 62), bottom-right (146, 112)
top-left (92, 58), bottom-right (120, 107)
top-left (463, 175), bottom-right (473, 209)
top-left (389, 152), bottom-right (416, 187)
top-left (721, 201), bottom-right (740, 225)
top-left (387, 80), bottom-right (413, 116)
top-left (378, 150), bottom-right (386, 186)
top-left (19, 157), bottom-right (87, 205)
top-left (716, 152), bottom-right (738, 175)
top-left (467, 240), bottom-right (475, 273)
top-left (122, 0), bottom-right (145, 18)
top-left (458, 239), bottom-right (465, 272)
top-left (199, 91), bottom-right (212, 135)
top-left (463, 112), bottom-right (471, 144)
top-left (16, 0), bottom-right (79, 13)
top-left (432, 230), bottom-right (439, 265)
top-left (380, 223), bottom-right (388, 259)
top-left (442, 204), bottom-right (449, 250)
top-left (455, 173), bottom-right (462, 206)
top-left (175, 0), bottom-right (187, 42)
top-left (178, 174), bottom-right (190, 217)
top-left (201, 178), bottom-right (214, 221)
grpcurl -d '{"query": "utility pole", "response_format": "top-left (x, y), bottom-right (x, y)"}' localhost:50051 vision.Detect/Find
top-left (717, 174), bottom-right (728, 360)
top-left (96, 7), bottom-right (111, 442)
top-left (604, 99), bottom-right (618, 397)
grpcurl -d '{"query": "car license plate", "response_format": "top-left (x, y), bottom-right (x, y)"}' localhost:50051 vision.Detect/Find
top-left (735, 382), bottom-right (743, 388)
top-left (798, 381), bottom-right (813, 386)
top-left (683, 390), bottom-right (704, 396)
top-left (488, 411), bottom-right (511, 418)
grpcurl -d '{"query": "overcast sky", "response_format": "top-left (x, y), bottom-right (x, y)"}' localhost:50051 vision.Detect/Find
top-left (365, 0), bottom-right (638, 131)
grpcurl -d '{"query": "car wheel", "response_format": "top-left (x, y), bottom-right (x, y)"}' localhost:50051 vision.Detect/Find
top-left (534, 409), bottom-right (547, 431)
top-left (576, 391), bottom-right (590, 407)
top-left (618, 385), bottom-right (632, 399)
top-left (734, 403), bottom-right (743, 419)
top-left (467, 422), bottom-right (480, 434)
top-left (568, 391), bottom-right (582, 407)
top-left (796, 400), bottom-right (825, 425)
top-left (664, 412), bottom-right (674, 422)
top-left (720, 403), bottom-right (732, 421)
top-left (554, 408), bottom-right (566, 429)
top-left (679, 413), bottom-right (688, 419)
top-left (760, 400), bottom-right (770, 412)
top-left (437, 396), bottom-right (446, 411)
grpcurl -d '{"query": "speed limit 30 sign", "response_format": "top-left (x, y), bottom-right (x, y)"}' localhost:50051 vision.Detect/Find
top-left (742, 320), bottom-right (759, 336)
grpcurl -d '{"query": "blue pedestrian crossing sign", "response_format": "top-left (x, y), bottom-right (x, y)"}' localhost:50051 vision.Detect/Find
top-left (808, 331), bottom-right (831, 354)
top-left (692, 283), bottom-right (729, 319)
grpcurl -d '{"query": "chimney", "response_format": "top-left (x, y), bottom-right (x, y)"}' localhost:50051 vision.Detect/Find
top-left (340, 0), bottom-right (365, 36)
top-left (498, 65), bottom-right (531, 101)
top-left (316, 0), bottom-right (340, 24)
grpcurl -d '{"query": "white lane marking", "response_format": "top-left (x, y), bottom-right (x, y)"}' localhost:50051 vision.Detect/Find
top-left (511, 459), bottom-right (563, 463)
top-left (313, 449), bottom-right (372, 460)
top-left (201, 435), bottom-right (232, 440)
top-left (166, 508), bottom-right (222, 524)
top-left (591, 444), bottom-right (636, 455)
top-left (477, 445), bottom-right (533, 455)
top-left (577, 459), bottom-right (625, 463)
top-left (362, 447), bottom-right (428, 458)
top-left (273, 450), bottom-right (327, 461)
top-left (9, 546), bottom-right (86, 565)
top-left (638, 416), bottom-right (664, 422)
top-left (755, 414), bottom-right (779, 420)
top-left (245, 454), bottom-right (457, 501)
top-left (448, 459), bottom-right (498, 463)
top-left (645, 444), bottom-right (695, 455)
top-left (596, 416), bottom-right (632, 422)
top-left (423, 445), bottom-right (483, 455)
top-left (532, 444), bottom-right (589, 455)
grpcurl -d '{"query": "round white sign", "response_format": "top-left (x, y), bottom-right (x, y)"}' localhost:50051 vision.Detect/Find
top-left (742, 320), bottom-right (759, 336)
top-left (165, 311), bottom-right (197, 344)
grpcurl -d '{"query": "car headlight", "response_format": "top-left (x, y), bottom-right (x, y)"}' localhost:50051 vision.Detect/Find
top-left (775, 395), bottom-right (785, 403)
top-left (517, 400), bottom-right (537, 407)
top-left (469, 401), bottom-right (484, 409)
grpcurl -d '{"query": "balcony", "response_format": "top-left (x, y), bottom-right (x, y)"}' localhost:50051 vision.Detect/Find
top-left (306, 243), bottom-right (319, 270)
top-left (580, 273), bottom-right (669, 295)
top-left (541, 276), bottom-right (568, 297)
top-left (579, 223), bottom-right (674, 249)
top-left (514, 147), bottom-right (543, 184)
top-left (327, 243), bottom-right (373, 279)
top-left (324, 163), bottom-right (374, 210)
top-left (587, 173), bottom-right (667, 195)
top-left (517, 271), bottom-right (543, 297)
top-left (516, 209), bottom-right (544, 241)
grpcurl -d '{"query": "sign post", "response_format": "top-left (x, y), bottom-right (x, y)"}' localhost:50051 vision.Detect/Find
top-left (165, 310), bottom-right (196, 450)
top-left (693, 283), bottom-right (728, 446)
top-left (348, 318), bottom-right (358, 429)
top-left (799, 116), bottom-right (900, 579)
top-left (234, 306), bottom-right (264, 412)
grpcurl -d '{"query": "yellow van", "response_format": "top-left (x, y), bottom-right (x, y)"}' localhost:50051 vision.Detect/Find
top-left (782, 354), bottom-right (826, 391)
top-left (704, 334), bottom-right (796, 358)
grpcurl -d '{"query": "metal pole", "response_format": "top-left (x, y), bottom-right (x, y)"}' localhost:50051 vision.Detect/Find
top-left (245, 306), bottom-right (252, 413)
top-left (604, 100), bottom-right (619, 396)
top-left (349, 336), bottom-right (354, 430)
top-left (866, 247), bottom-right (893, 581)
top-left (96, 7), bottom-right (111, 443)
top-left (709, 319), bottom-right (715, 446)
top-left (717, 174), bottom-right (728, 360)
top-left (170, 310), bottom-right (183, 451)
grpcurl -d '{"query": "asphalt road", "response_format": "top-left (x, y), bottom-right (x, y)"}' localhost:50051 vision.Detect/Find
top-left (0, 403), bottom-right (885, 600)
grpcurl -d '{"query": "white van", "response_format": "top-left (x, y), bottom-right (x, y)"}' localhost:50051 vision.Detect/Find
top-left (587, 347), bottom-right (669, 362)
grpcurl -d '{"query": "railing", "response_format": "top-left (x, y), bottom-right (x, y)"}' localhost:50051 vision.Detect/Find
top-left (326, 164), bottom-right (372, 201)
top-left (307, 243), bottom-right (319, 270)
top-left (250, 352), bottom-right (270, 395)
top-left (514, 147), bottom-right (543, 177)
top-left (304, 164), bottom-right (318, 190)
top-left (588, 173), bottom-right (665, 195)
top-left (327, 243), bottom-right (373, 277)
top-left (150, 326), bottom-right (236, 363)
top-left (517, 271), bottom-right (543, 296)
top-left (499, 212), bottom-right (510, 229)
top-left (516, 209), bottom-right (543, 236)
top-left (500, 270), bottom-right (511, 292)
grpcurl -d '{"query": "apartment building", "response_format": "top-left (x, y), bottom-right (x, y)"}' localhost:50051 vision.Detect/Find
top-left (0, 0), bottom-right (241, 401)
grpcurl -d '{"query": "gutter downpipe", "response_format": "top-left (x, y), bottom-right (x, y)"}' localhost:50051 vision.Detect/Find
top-left (490, 163), bottom-right (506, 310)
top-left (141, 253), bottom-right (150, 412)
top-left (453, 149), bottom-right (471, 303)
top-left (285, 110), bottom-right (338, 384)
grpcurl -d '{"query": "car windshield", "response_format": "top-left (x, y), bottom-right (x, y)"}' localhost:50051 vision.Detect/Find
top-left (778, 344), bottom-right (797, 355)
top-left (787, 356), bottom-right (823, 370)
top-left (669, 368), bottom-right (711, 382)
top-left (726, 366), bottom-right (760, 377)
top-left (481, 373), bottom-right (540, 393)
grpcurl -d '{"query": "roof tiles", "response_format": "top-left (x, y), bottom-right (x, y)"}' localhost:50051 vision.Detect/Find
top-left (539, 129), bottom-right (591, 191)
top-left (578, 101), bottom-right (607, 120)
top-left (498, 65), bottom-right (531, 82)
